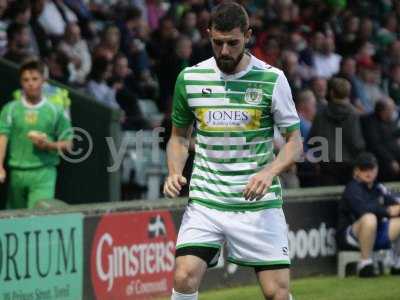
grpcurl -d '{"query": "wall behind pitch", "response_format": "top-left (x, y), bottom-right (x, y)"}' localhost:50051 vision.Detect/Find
top-left (81, 193), bottom-right (340, 299)
top-left (0, 213), bottom-right (84, 300)
top-left (4, 184), bottom-right (398, 299)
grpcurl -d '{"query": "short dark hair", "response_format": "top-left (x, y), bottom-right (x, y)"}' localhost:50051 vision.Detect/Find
top-left (7, 0), bottom-right (30, 19)
top-left (354, 152), bottom-right (378, 170)
top-left (328, 77), bottom-right (351, 100)
top-left (209, 1), bottom-right (249, 33)
top-left (124, 7), bottom-right (142, 22)
top-left (19, 59), bottom-right (46, 77)
top-left (89, 56), bottom-right (111, 82)
top-left (6, 22), bottom-right (28, 42)
top-left (295, 89), bottom-right (314, 107)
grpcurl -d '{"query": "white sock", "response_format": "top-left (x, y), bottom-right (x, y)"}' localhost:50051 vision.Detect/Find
top-left (357, 258), bottom-right (373, 270)
top-left (391, 237), bottom-right (400, 268)
top-left (391, 250), bottom-right (400, 269)
top-left (392, 256), bottom-right (400, 269)
top-left (171, 289), bottom-right (198, 300)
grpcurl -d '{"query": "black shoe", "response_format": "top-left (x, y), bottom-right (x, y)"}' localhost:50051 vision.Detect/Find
top-left (391, 267), bottom-right (400, 275)
top-left (358, 264), bottom-right (376, 278)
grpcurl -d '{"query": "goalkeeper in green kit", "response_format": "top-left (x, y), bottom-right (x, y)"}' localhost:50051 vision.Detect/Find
top-left (0, 59), bottom-right (73, 209)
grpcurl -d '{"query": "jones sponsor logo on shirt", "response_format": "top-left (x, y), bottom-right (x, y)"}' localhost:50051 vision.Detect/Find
top-left (204, 109), bottom-right (252, 127)
top-left (91, 211), bottom-right (177, 300)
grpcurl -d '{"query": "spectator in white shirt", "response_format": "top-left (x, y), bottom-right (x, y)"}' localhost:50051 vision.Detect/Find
top-left (313, 35), bottom-right (342, 79)
top-left (38, 0), bottom-right (77, 39)
top-left (58, 22), bottom-right (91, 85)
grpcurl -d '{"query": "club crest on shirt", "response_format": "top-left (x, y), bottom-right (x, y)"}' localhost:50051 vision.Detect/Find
top-left (25, 110), bottom-right (38, 124)
top-left (244, 88), bottom-right (263, 104)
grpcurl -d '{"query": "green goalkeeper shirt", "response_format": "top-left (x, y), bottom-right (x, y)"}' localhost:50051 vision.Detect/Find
top-left (0, 96), bottom-right (73, 169)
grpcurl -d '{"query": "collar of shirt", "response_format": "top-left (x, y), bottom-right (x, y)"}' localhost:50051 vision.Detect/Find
top-left (21, 94), bottom-right (47, 109)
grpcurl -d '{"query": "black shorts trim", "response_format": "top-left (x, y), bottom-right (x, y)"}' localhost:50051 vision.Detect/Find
top-left (254, 264), bottom-right (291, 273)
top-left (175, 246), bottom-right (220, 268)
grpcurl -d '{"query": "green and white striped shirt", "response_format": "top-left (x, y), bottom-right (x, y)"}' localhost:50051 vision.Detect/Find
top-left (172, 55), bottom-right (300, 211)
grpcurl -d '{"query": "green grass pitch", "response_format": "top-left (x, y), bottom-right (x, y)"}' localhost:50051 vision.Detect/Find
top-left (163, 275), bottom-right (400, 300)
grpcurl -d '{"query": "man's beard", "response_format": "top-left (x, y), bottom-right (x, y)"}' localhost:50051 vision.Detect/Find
top-left (215, 50), bottom-right (245, 74)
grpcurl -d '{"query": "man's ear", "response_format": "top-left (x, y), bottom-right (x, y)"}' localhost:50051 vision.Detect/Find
top-left (245, 28), bottom-right (252, 43)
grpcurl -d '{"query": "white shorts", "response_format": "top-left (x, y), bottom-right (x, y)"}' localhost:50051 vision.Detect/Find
top-left (175, 202), bottom-right (290, 268)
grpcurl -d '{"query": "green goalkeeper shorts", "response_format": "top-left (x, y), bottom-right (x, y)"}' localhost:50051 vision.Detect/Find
top-left (7, 166), bottom-right (57, 209)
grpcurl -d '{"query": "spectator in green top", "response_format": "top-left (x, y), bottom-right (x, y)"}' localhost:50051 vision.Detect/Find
top-left (0, 59), bottom-right (73, 209)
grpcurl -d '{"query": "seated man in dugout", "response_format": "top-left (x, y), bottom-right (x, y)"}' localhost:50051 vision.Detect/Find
top-left (336, 152), bottom-right (400, 277)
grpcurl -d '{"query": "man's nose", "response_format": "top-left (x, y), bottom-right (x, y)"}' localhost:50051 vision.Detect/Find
top-left (221, 43), bottom-right (230, 56)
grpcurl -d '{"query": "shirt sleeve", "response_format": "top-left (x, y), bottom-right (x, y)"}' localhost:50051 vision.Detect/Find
top-left (0, 103), bottom-right (13, 136)
top-left (171, 70), bottom-right (195, 128)
top-left (271, 71), bottom-right (300, 134)
top-left (378, 184), bottom-right (400, 206)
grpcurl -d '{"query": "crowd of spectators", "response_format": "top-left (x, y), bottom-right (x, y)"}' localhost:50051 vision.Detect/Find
top-left (1, 0), bottom-right (400, 187)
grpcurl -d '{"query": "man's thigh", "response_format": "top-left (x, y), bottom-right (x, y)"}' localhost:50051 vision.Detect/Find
top-left (225, 208), bottom-right (290, 268)
top-left (389, 217), bottom-right (400, 241)
top-left (27, 167), bottom-right (57, 208)
top-left (347, 219), bottom-right (392, 249)
top-left (175, 203), bottom-right (224, 267)
top-left (7, 170), bottom-right (28, 209)
top-left (174, 203), bottom-right (216, 290)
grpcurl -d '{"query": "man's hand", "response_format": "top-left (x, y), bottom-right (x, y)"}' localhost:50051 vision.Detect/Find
top-left (387, 205), bottom-right (400, 217)
top-left (0, 166), bottom-right (6, 183)
top-left (243, 169), bottom-right (274, 201)
top-left (31, 136), bottom-right (51, 150)
top-left (391, 160), bottom-right (400, 174)
top-left (163, 174), bottom-right (187, 198)
top-left (28, 131), bottom-right (51, 151)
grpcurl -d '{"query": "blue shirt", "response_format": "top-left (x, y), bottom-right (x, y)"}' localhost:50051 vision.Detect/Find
top-left (300, 117), bottom-right (311, 151)
top-left (337, 179), bottom-right (398, 232)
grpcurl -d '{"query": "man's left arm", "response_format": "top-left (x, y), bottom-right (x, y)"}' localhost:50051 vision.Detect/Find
top-left (244, 71), bottom-right (302, 200)
top-left (244, 130), bottom-right (302, 200)
top-left (381, 186), bottom-right (400, 217)
top-left (41, 140), bottom-right (72, 152)
top-left (36, 110), bottom-right (73, 152)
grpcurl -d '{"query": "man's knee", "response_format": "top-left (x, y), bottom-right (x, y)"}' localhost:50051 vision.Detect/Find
top-left (264, 288), bottom-right (289, 300)
top-left (262, 280), bottom-right (289, 300)
top-left (174, 266), bottom-right (201, 293)
top-left (359, 213), bottom-right (378, 230)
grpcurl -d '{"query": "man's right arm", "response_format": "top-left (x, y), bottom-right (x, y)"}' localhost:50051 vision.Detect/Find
top-left (163, 125), bottom-right (193, 198)
top-left (346, 184), bottom-right (389, 219)
top-left (0, 104), bottom-right (11, 184)
top-left (0, 134), bottom-right (8, 183)
top-left (164, 67), bottom-right (194, 197)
